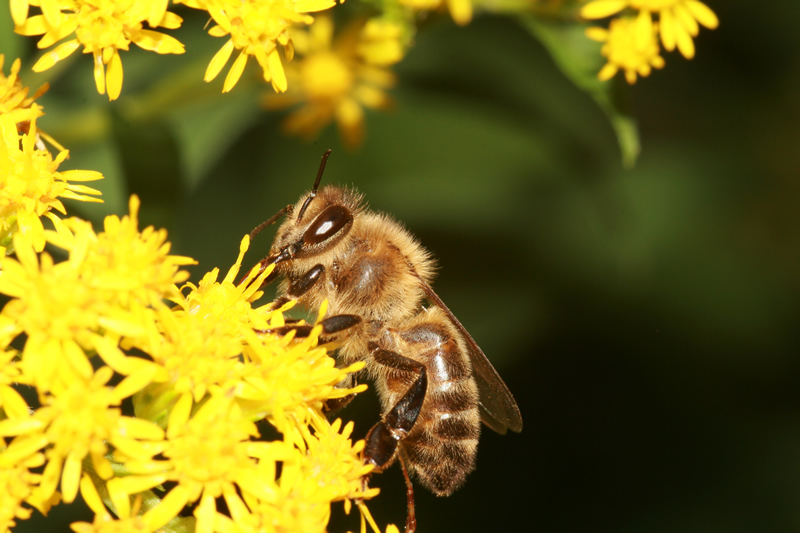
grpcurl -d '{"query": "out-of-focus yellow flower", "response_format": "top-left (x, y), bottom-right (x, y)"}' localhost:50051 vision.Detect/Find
top-left (0, 55), bottom-right (48, 127)
top-left (0, 113), bottom-right (102, 253)
top-left (179, 0), bottom-right (338, 93)
top-left (581, 0), bottom-right (718, 59)
top-left (586, 16), bottom-right (665, 83)
top-left (13, 0), bottom-right (185, 100)
top-left (400, 0), bottom-right (473, 26)
top-left (0, 450), bottom-right (48, 531)
top-left (70, 476), bottom-right (156, 533)
top-left (265, 15), bottom-right (402, 148)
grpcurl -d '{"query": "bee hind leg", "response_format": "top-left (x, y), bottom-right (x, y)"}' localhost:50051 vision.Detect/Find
top-left (398, 451), bottom-right (417, 533)
top-left (363, 344), bottom-right (427, 533)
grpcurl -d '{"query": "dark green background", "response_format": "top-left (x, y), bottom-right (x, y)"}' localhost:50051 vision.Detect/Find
top-left (5, 1), bottom-right (800, 531)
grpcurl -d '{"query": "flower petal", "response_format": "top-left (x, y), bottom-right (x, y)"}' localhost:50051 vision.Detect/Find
top-left (205, 39), bottom-right (234, 82)
top-left (31, 39), bottom-right (80, 72)
top-left (106, 49), bottom-right (123, 100)
top-left (686, 0), bottom-right (719, 29)
top-left (580, 0), bottom-right (627, 20)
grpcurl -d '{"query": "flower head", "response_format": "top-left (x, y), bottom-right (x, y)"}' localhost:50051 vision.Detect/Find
top-left (0, 113), bottom-right (102, 253)
top-left (14, 0), bottom-right (186, 100)
top-left (581, 0), bottom-right (719, 60)
top-left (265, 15), bottom-right (402, 147)
top-left (0, 192), bottom-right (381, 531)
top-left (0, 197), bottom-right (193, 391)
top-left (0, 55), bottom-right (49, 127)
top-left (0, 450), bottom-right (48, 531)
top-left (180, 0), bottom-right (338, 93)
top-left (586, 16), bottom-right (665, 83)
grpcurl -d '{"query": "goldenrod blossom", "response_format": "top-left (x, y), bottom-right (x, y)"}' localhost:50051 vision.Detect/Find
top-left (0, 54), bottom-right (49, 127)
top-left (0, 197), bottom-right (193, 391)
top-left (265, 15), bottom-right (402, 148)
top-left (0, 450), bottom-right (48, 531)
top-left (0, 366), bottom-right (166, 506)
top-left (0, 192), bottom-right (381, 530)
top-left (586, 16), bottom-right (665, 83)
top-left (581, 0), bottom-right (719, 59)
top-left (0, 113), bottom-right (102, 253)
top-left (71, 476), bottom-right (157, 533)
top-left (218, 413), bottom-right (379, 533)
top-left (178, 0), bottom-right (338, 93)
top-left (13, 0), bottom-right (185, 100)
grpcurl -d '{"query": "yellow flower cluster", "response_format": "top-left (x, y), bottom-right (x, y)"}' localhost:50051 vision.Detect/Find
top-left (0, 72), bottom-right (384, 532)
top-left (13, 0), bottom-right (185, 100)
top-left (265, 15), bottom-right (405, 148)
top-left (581, 0), bottom-right (719, 83)
top-left (10, 0), bottom-right (342, 100)
top-left (0, 112), bottom-right (102, 254)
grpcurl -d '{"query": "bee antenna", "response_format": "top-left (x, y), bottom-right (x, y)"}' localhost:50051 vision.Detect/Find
top-left (249, 204), bottom-right (293, 240)
top-left (297, 149), bottom-right (332, 223)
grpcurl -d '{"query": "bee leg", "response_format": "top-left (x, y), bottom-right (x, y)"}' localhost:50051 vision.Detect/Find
top-left (256, 314), bottom-right (361, 339)
top-left (323, 373), bottom-right (357, 413)
top-left (270, 264), bottom-right (326, 309)
top-left (288, 264), bottom-right (325, 297)
top-left (363, 345), bottom-right (426, 533)
top-left (398, 451), bottom-right (417, 533)
top-left (363, 346), bottom-right (427, 470)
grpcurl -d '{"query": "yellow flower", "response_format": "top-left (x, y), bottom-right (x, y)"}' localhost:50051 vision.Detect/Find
top-left (0, 197), bottom-right (192, 391)
top-left (115, 393), bottom-right (280, 531)
top-left (0, 113), bottom-right (102, 253)
top-left (581, 0), bottom-right (719, 59)
top-left (14, 0), bottom-right (185, 100)
top-left (179, 0), bottom-right (338, 94)
top-left (0, 366), bottom-right (165, 506)
top-left (71, 476), bottom-right (156, 533)
top-left (399, 0), bottom-right (473, 26)
top-left (0, 55), bottom-right (49, 128)
top-left (127, 236), bottom-right (272, 410)
top-left (586, 16), bottom-right (665, 83)
top-left (220, 413), bottom-right (378, 533)
top-left (54, 196), bottom-right (195, 312)
top-left (0, 194), bottom-right (381, 529)
top-left (265, 15), bottom-right (402, 148)
top-left (0, 450), bottom-right (48, 531)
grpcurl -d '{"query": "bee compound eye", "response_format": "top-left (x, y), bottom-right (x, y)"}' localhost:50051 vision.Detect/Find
top-left (303, 205), bottom-right (353, 245)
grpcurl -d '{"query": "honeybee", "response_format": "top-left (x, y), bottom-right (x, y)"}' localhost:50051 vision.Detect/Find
top-left (249, 151), bottom-right (522, 530)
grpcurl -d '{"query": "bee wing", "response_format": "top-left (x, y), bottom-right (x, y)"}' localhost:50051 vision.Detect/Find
top-left (417, 279), bottom-right (523, 434)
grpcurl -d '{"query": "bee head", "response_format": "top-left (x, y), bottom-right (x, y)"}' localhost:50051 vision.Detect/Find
top-left (255, 151), bottom-right (364, 267)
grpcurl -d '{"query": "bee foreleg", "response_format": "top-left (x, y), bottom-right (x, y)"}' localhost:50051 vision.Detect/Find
top-left (268, 264), bottom-right (327, 309)
top-left (253, 313), bottom-right (360, 339)
top-left (324, 373), bottom-right (358, 413)
top-left (287, 264), bottom-right (325, 297)
top-left (363, 346), bottom-right (427, 471)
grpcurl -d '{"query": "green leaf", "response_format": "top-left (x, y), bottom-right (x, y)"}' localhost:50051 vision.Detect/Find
top-left (519, 14), bottom-right (640, 168)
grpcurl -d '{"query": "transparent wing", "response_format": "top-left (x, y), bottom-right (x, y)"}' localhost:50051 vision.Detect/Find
top-left (416, 278), bottom-right (523, 434)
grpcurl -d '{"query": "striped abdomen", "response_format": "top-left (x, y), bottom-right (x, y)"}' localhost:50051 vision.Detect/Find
top-left (378, 310), bottom-right (481, 496)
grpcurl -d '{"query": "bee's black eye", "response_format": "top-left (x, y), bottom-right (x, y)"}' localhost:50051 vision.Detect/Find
top-left (303, 205), bottom-right (352, 245)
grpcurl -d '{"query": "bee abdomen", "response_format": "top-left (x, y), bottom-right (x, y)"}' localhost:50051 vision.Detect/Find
top-left (403, 383), bottom-right (480, 496)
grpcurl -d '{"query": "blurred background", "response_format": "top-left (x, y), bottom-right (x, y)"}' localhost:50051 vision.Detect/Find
top-left (5, 1), bottom-right (800, 531)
